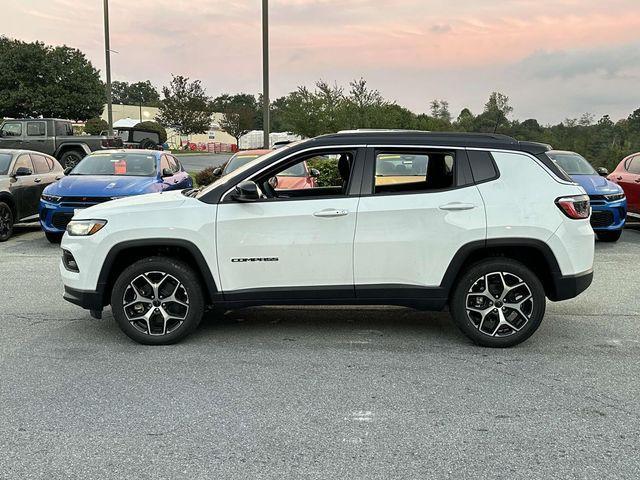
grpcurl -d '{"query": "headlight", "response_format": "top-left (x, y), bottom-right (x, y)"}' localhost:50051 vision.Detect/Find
top-left (66, 219), bottom-right (107, 236)
top-left (605, 193), bottom-right (625, 202)
top-left (41, 194), bottom-right (62, 203)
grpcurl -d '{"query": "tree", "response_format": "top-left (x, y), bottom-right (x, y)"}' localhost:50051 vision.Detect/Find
top-left (475, 92), bottom-right (513, 133)
top-left (219, 107), bottom-right (255, 145)
top-left (157, 75), bottom-right (212, 136)
top-left (135, 121), bottom-right (167, 144)
top-left (211, 93), bottom-right (261, 134)
top-left (0, 36), bottom-right (105, 120)
top-left (111, 80), bottom-right (160, 106)
top-left (84, 117), bottom-right (108, 135)
top-left (429, 100), bottom-right (451, 122)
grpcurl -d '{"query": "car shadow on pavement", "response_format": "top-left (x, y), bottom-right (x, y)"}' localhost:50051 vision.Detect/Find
top-left (192, 306), bottom-right (469, 349)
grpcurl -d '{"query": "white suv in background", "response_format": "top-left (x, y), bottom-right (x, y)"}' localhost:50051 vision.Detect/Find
top-left (60, 131), bottom-right (594, 347)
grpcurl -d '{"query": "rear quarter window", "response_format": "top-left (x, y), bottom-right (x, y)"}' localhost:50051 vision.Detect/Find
top-left (467, 150), bottom-right (498, 183)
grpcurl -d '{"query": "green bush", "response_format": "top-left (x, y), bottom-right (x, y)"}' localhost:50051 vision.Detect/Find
top-left (84, 117), bottom-right (108, 135)
top-left (195, 166), bottom-right (223, 187)
top-left (135, 121), bottom-right (167, 144)
top-left (307, 158), bottom-right (341, 187)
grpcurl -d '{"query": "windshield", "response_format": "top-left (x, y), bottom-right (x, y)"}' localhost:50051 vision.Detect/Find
top-left (197, 149), bottom-right (283, 198)
top-left (0, 153), bottom-right (12, 175)
top-left (224, 154), bottom-right (264, 174)
top-left (71, 152), bottom-right (157, 176)
top-left (547, 152), bottom-right (597, 175)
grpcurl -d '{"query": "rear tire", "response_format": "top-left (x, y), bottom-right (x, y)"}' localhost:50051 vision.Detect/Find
top-left (0, 201), bottom-right (14, 242)
top-left (596, 230), bottom-right (622, 242)
top-left (450, 258), bottom-right (546, 348)
top-left (110, 256), bottom-right (205, 345)
top-left (45, 232), bottom-right (63, 244)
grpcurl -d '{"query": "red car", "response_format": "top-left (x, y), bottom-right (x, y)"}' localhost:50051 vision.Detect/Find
top-left (608, 152), bottom-right (640, 216)
top-left (217, 149), bottom-right (318, 190)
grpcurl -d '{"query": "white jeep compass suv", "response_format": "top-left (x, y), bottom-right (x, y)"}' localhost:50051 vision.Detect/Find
top-left (60, 131), bottom-right (594, 347)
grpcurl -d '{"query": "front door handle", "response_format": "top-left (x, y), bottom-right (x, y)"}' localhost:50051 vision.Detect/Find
top-left (617, 176), bottom-right (623, 180)
top-left (313, 208), bottom-right (349, 218)
top-left (34, 178), bottom-right (42, 183)
top-left (439, 202), bottom-right (475, 211)
top-left (173, 179), bottom-right (179, 184)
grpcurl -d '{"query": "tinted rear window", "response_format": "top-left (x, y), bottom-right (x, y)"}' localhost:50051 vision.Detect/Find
top-left (468, 151), bottom-right (498, 183)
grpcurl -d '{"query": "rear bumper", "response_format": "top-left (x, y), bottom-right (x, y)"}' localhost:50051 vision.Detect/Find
top-left (63, 285), bottom-right (104, 311)
top-left (548, 269), bottom-right (593, 301)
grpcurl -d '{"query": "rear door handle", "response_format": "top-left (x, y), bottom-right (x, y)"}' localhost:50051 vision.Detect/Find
top-left (439, 202), bottom-right (475, 211)
top-left (314, 208), bottom-right (349, 218)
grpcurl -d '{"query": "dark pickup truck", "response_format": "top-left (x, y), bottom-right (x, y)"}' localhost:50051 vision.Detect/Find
top-left (0, 119), bottom-right (123, 168)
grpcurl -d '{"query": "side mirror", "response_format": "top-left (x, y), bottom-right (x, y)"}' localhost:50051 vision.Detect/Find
top-left (213, 167), bottom-right (223, 177)
top-left (310, 168), bottom-right (320, 178)
top-left (268, 176), bottom-right (279, 189)
top-left (13, 167), bottom-right (32, 177)
top-left (64, 166), bottom-right (73, 175)
top-left (596, 167), bottom-right (609, 177)
top-left (161, 168), bottom-right (173, 178)
top-left (232, 181), bottom-right (260, 202)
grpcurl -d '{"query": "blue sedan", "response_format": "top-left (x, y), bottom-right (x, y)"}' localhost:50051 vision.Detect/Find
top-left (39, 150), bottom-right (192, 242)
top-left (548, 150), bottom-right (626, 242)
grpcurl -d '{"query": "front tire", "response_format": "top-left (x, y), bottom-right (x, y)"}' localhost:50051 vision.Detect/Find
top-left (0, 202), bottom-right (14, 242)
top-left (450, 258), bottom-right (546, 348)
top-left (110, 257), bottom-right (205, 345)
top-left (596, 230), bottom-right (622, 242)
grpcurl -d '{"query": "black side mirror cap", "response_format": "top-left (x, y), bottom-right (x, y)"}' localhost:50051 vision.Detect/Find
top-left (310, 168), bottom-right (320, 178)
top-left (64, 167), bottom-right (73, 175)
top-left (13, 167), bottom-right (32, 177)
top-left (213, 167), bottom-right (223, 177)
top-left (596, 167), bottom-right (609, 177)
top-left (161, 168), bottom-right (173, 177)
top-left (232, 181), bottom-right (260, 202)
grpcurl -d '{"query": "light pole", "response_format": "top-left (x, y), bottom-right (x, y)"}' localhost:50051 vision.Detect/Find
top-left (262, 0), bottom-right (270, 149)
top-left (103, 0), bottom-right (113, 135)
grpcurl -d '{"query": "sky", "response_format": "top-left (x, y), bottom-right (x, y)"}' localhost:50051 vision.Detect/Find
top-left (2, 0), bottom-right (640, 124)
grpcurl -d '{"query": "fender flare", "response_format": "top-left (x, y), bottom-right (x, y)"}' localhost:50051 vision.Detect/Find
top-left (54, 142), bottom-right (92, 158)
top-left (96, 238), bottom-right (219, 306)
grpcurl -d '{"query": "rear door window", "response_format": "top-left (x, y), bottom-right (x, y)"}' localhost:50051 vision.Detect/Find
top-left (374, 151), bottom-right (456, 194)
top-left (26, 122), bottom-right (46, 137)
top-left (31, 154), bottom-right (51, 174)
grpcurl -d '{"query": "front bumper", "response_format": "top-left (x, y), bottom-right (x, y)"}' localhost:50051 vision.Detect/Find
top-left (63, 285), bottom-right (104, 310)
top-left (589, 198), bottom-right (626, 232)
top-left (548, 269), bottom-right (594, 301)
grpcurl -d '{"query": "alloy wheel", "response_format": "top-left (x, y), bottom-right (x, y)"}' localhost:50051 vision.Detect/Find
top-left (122, 271), bottom-right (190, 336)
top-left (465, 271), bottom-right (534, 337)
top-left (0, 204), bottom-right (12, 239)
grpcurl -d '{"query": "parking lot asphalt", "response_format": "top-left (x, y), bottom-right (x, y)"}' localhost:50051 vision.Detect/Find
top-left (174, 153), bottom-right (232, 173)
top-left (1, 225), bottom-right (639, 479)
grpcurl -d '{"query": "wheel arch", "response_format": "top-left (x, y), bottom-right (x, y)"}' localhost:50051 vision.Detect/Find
top-left (97, 239), bottom-right (219, 307)
top-left (0, 192), bottom-right (17, 219)
top-left (442, 238), bottom-right (563, 301)
top-left (54, 143), bottom-right (91, 159)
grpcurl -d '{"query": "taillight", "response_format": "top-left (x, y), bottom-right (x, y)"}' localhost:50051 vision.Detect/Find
top-left (556, 194), bottom-right (590, 219)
